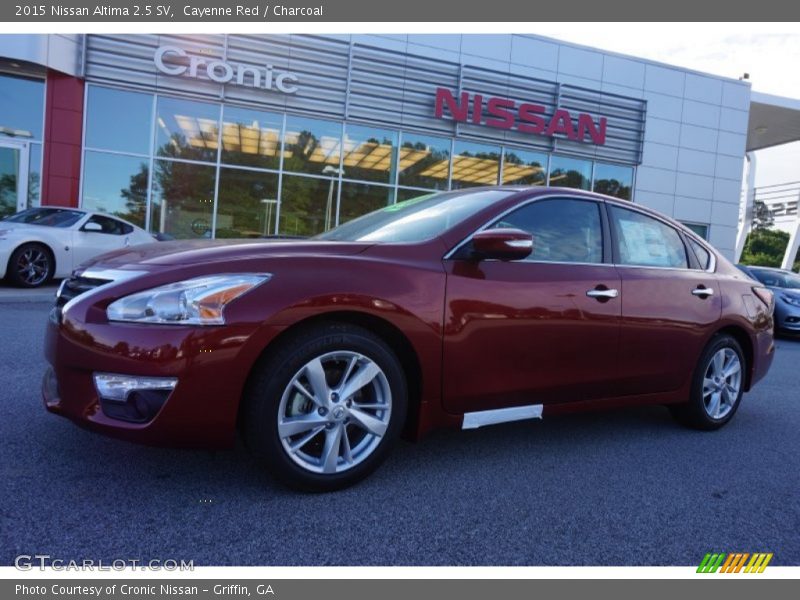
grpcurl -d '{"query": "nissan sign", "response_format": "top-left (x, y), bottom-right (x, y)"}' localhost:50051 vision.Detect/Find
top-left (154, 45), bottom-right (299, 94)
top-left (434, 87), bottom-right (607, 145)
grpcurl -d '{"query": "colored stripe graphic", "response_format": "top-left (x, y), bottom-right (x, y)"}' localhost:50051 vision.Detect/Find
top-left (698, 552), bottom-right (771, 573)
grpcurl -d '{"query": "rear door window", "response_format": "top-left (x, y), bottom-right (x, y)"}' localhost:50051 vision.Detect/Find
top-left (609, 206), bottom-right (688, 269)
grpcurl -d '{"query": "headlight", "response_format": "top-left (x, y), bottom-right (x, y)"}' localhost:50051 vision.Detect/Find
top-left (107, 274), bottom-right (271, 325)
top-left (780, 294), bottom-right (800, 307)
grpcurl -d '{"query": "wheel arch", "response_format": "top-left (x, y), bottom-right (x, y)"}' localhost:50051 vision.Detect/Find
top-left (238, 310), bottom-right (425, 438)
top-left (713, 324), bottom-right (755, 391)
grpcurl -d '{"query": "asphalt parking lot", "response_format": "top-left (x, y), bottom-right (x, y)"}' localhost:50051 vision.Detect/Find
top-left (1, 299), bottom-right (798, 566)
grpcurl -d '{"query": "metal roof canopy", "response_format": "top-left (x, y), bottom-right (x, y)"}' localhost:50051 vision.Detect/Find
top-left (747, 91), bottom-right (800, 152)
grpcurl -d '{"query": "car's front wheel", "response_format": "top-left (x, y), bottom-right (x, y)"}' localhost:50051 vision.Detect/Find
top-left (7, 243), bottom-right (53, 288)
top-left (244, 323), bottom-right (407, 492)
top-left (670, 333), bottom-right (745, 430)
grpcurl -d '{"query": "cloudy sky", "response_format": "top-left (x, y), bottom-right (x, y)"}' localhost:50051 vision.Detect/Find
top-left (541, 23), bottom-right (800, 188)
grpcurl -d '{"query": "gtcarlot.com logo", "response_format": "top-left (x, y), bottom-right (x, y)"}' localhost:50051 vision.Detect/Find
top-left (697, 552), bottom-right (773, 573)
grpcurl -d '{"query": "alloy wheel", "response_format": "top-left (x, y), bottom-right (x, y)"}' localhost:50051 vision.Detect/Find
top-left (277, 351), bottom-right (392, 475)
top-left (16, 247), bottom-right (50, 286)
top-left (702, 347), bottom-right (742, 420)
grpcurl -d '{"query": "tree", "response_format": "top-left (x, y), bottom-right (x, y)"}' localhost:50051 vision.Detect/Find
top-left (740, 228), bottom-right (790, 268)
top-left (752, 200), bottom-right (774, 231)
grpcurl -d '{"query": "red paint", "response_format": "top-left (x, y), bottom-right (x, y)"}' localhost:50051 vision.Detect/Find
top-left (434, 87), bottom-right (608, 145)
top-left (41, 71), bottom-right (85, 208)
top-left (43, 188), bottom-right (774, 448)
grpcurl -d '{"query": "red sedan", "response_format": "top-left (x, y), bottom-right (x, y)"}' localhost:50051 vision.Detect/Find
top-left (43, 187), bottom-right (775, 491)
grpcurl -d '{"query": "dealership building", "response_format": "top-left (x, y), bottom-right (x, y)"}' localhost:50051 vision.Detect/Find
top-left (0, 33), bottom-right (798, 261)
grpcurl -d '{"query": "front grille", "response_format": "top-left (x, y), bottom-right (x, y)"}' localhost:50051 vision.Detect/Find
top-left (54, 275), bottom-right (112, 314)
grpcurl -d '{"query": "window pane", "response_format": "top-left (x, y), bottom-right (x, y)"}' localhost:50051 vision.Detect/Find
top-left (398, 133), bottom-right (450, 190)
top-left (155, 96), bottom-right (219, 162)
top-left (283, 116), bottom-right (342, 176)
top-left (0, 74), bottom-right (44, 139)
top-left (342, 125), bottom-right (397, 184)
top-left (593, 162), bottom-right (633, 200)
top-left (338, 181), bottom-right (395, 226)
top-left (451, 141), bottom-right (501, 189)
top-left (491, 199), bottom-right (603, 263)
top-left (86, 86), bottom-right (153, 154)
top-left (28, 143), bottom-right (41, 207)
top-left (610, 206), bottom-right (688, 268)
top-left (150, 160), bottom-right (216, 239)
top-left (216, 168), bottom-right (279, 238)
top-left (396, 187), bottom-right (435, 203)
top-left (502, 148), bottom-right (546, 185)
top-left (549, 155), bottom-right (591, 190)
top-left (681, 222), bottom-right (709, 240)
top-left (221, 106), bottom-right (282, 169)
top-left (82, 151), bottom-right (149, 227)
top-left (687, 237), bottom-right (711, 269)
top-left (279, 174), bottom-right (339, 237)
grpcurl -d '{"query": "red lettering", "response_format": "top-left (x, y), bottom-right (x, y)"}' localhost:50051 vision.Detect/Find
top-left (545, 109), bottom-right (577, 140)
top-left (432, 89), bottom-right (607, 146)
top-left (472, 94), bottom-right (483, 124)
top-left (434, 87), bottom-right (469, 122)
top-left (517, 103), bottom-right (546, 134)
top-left (485, 97), bottom-right (515, 129)
top-left (577, 114), bottom-right (607, 145)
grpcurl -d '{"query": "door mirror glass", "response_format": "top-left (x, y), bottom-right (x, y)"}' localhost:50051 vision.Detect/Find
top-left (471, 228), bottom-right (533, 261)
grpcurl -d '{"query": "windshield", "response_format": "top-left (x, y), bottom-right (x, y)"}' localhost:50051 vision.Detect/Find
top-left (4, 208), bottom-right (84, 228)
top-left (751, 268), bottom-right (800, 289)
top-left (316, 189), bottom-right (515, 243)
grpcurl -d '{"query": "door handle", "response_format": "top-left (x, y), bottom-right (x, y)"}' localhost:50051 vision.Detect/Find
top-left (586, 288), bottom-right (619, 299)
top-left (692, 287), bottom-right (714, 298)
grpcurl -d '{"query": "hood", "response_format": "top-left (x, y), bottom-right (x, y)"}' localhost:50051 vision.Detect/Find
top-left (79, 238), bottom-right (374, 270)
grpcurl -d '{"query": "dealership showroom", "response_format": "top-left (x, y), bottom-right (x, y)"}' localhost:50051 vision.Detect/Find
top-left (1, 33), bottom-right (799, 566)
top-left (1, 32), bottom-right (798, 259)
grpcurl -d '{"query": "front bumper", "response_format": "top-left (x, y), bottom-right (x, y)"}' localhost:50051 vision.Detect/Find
top-left (43, 309), bottom-right (281, 449)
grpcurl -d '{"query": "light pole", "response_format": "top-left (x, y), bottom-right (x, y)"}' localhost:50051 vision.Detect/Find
top-left (322, 165), bottom-right (343, 231)
top-left (260, 198), bottom-right (277, 236)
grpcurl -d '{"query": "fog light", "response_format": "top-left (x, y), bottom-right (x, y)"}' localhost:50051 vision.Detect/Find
top-left (93, 373), bottom-right (177, 403)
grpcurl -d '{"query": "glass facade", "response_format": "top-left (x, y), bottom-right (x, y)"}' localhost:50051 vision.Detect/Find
top-left (80, 84), bottom-right (637, 239)
top-left (0, 73), bottom-right (45, 214)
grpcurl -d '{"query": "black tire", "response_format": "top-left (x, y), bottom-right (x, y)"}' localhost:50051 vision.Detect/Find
top-left (7, 243), bottom-right (54, 288)
top-left (243, 322), bottom-right (408, 492)
top-left (670, 334), bottom-right (746, 430)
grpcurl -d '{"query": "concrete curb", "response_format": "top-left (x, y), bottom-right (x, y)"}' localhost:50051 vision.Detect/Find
top-left (0, 284), bottom-right (59, 304)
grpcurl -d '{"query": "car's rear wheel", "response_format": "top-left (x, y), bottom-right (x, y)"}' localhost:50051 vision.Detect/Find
top-left (670, 334), bottom-right (745, 430)
top-left (244, 323), bottom-right (407, 492)
top-left (7, 243), bottom-right (53, 288)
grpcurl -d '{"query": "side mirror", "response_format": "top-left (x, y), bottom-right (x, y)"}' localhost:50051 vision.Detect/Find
top-left (82, 222), bottom-right (103, 233)
top-left (470, 228), bottom-right (533, 261)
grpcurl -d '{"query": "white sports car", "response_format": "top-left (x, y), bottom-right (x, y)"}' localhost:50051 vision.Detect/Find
top-left (0, 207), bottom-right (155, 288)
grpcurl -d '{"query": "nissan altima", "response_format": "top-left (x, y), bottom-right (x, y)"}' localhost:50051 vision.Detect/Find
top-left (43, 187), bottom-right (775, 491)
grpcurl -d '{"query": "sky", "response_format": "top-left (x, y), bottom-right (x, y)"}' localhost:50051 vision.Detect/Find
top-left (540, 23), bottom-right (800, 188)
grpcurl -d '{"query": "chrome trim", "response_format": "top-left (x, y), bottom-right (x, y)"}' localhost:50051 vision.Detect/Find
top-left (60, 269), bottom-right (148, 318)
top-left (462, 404), bottom-right (543, 430)
top-left (692, 288), bottom-right (715, 297)
top-left (586, 288), bottom-right (619, 299)
top-left (506, 239), bottom-right (533, 249)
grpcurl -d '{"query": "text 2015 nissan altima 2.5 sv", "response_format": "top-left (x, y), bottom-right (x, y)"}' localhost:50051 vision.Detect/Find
top-left (43, 187), bottom-right (776, 491)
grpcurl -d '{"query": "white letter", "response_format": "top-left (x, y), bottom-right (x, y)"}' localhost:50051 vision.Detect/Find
top-left (154, 46), bottom-right (187, 76)
top-left (275, 72), bottom-right (299, 94)
top-left (206, 60), bottom-right (234, 83)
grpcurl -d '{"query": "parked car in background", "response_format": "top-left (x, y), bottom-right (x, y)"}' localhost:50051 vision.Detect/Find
top-left (737, 264), bottom-right (800, 335)
top-left (44, 187), bottom-right (775, 491)
top-left (1, 207), bottom-right (154, 288)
